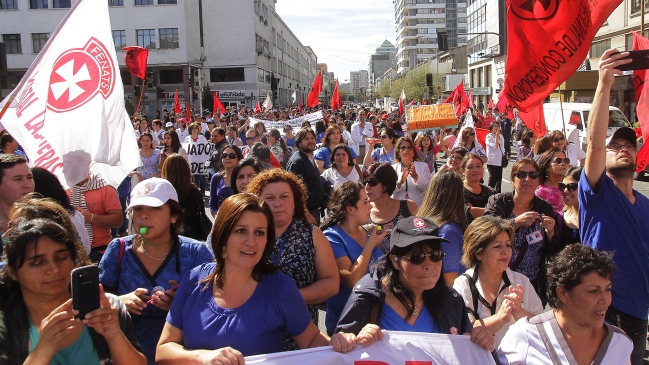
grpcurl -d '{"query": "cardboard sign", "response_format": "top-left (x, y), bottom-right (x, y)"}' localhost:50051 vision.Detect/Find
top-left (407, 104), bottom-right (458, 132)
top-left (183, 142), bottom-right (212, 174)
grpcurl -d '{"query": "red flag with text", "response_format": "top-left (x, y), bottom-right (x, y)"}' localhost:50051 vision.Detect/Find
top-left (331, 80), bottom-right (342, 110)
top-left (307, 72), bottom-right (322, 108)
top-left (518, 103), bottom-right (547, 137)
top-left (123, 46), bottom-right (148, 80)
top-left (502, 0), bottom-right (622, 112)
top-left (212, 91), bottom-right (226, 115)
top-left (174, 89), bottom-right (181, 114)
top-left (632, 31), bottom-right (649, 172)
top-left (443, 80), bottom-right (470, 116)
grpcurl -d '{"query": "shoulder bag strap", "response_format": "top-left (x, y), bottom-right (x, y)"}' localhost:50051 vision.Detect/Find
top-left (354, 164), bottom-right (363, 180)
top-left (535, 322), bottom-right (564, 365)
top-left (462, 273), bottom-right (481, 321)
top-left (509, 239), bottom-right (529, 272)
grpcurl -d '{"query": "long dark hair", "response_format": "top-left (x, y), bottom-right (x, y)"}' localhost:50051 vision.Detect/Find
top-left (268, 128), bottom-right (287, 156)
top-left (163, 130), bottom-right (182, 154)
top-left (321, 182), bottom-right (363, 230)
top-left (31, 167), bottom-right (75, 213)
top-left (230, 158), bottom-right (263, 194)
top-left (161, 153), bottom-right (198, 200)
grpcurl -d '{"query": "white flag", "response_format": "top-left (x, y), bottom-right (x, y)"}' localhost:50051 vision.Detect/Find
top-left (0, 0), bottom-right (139, 187)
top-left (291, 90), bottom-right (296, 104)
top-left (453, 110), bottom-right (476, 148)
top-left (262, 95), bottom-right (273, 112)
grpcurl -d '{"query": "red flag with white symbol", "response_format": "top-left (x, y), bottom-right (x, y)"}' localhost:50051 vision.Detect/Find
top-left (0, 0), bottom-right (139, 188)
top-left (123, 46), bottom-right (148, 80)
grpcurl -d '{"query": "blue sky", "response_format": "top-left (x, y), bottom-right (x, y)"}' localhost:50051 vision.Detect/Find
top-left (276, 0), bottom-right (396, 82)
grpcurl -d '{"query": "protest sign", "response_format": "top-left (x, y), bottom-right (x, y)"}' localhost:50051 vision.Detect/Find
top-left (246, 331), bottom-right (496, 365)
top-left (183, 141), bottom-right (212, 174)
top-left (407, 104), bottom-right (458, 133)
top-left (249, 111), bottom-right (324, 136)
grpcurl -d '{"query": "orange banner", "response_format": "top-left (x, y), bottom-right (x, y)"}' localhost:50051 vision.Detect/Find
top-left (407, 104), bottom-right (458, 132)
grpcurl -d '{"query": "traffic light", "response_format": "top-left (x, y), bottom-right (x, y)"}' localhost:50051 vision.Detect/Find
top-left (156, 87), bottom-right (163, 98)
top-left (146, 70), bottom-right (154, 81)
top-left (134, 85), bottom-right (141, 98)
top-left (426, 73), bottom-right (433, 87)
top-left (188, 72), bottom-right (195, 88)
top-left (193, 91), bottom-right (198, 101)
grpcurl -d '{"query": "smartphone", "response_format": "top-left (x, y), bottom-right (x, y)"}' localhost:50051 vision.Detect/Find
top-left (71, 265), bottom-right (100, 319)
top-left (612, 49), bottom-right (649, 71)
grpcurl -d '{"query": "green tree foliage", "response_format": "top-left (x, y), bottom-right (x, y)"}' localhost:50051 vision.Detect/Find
top-left (201, 86), bottom-right (213, 113)
top-left (124, 97), bottom-right (135, 116)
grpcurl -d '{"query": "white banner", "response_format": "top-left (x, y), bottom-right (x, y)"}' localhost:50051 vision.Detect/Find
top-left (183, 142), bottom-right (212, 174)
top-left (246, 331), bottom-right (496, 365)
top-left (249, 111), bottom-right (324, 136)
top-left (0, 0), bottom-right (140, 188)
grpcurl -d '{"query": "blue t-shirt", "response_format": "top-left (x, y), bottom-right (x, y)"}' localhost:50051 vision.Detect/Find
top-left (209, 173), bottom-right (232, 213)
top-left (314, 146), bottom-right (358, 169)
top-left (440, 221), bottom-right (465, 274)
top-left (579, 171), bottom-right (649, 319)
top-left (166, 263), bottom-right (312, 356)
top-left (324, 226), bottom-right (384, 334)
top-left (29, 320), bottom-right (100, 365)
top-left (371, 147), bottom-right (395, 164)
top-left (99, 235), bottom-right (214, 364)
top-left (378, 303), bottom-right (437, 333)
top-left (286, 137), bottom-right (295, 147)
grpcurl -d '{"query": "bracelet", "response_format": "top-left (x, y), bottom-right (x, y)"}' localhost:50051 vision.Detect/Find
top-left (90, 213), bottom-right (94, 224)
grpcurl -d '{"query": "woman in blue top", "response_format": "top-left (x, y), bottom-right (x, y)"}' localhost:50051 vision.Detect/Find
top-left (156, 194), bottom-right (360, 363)
top-left (321, 182), bottom-right (387, 335)
top-left (99, 178), bottom-right (214, 364)
top-left (314, 125), bottom-right (357, 173)
top-left (363, 128), bottom-right (397, 166)
top-left (209, 145), bottom-right (242, 215)
top-left (417, 170), bottom-right (469, 285)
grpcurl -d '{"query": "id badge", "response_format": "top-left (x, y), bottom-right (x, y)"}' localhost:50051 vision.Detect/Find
top-left (526, 230), bottom-right (543, 244)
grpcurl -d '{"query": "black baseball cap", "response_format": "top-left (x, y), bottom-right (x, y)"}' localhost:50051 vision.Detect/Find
top-left (389, 216), bottom-right (448, 251)
top-left (605, 127), bottom-right (637, 148)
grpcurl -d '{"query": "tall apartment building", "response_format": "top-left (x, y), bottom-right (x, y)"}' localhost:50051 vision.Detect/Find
top-left (394, 0), bottom-right (468, 75)
top-left (368, 40), bottom-right (397, 86)
top-left (350, 70), bottom-right (368, 94)
top-left (0, 0), bottom-right (318, 113)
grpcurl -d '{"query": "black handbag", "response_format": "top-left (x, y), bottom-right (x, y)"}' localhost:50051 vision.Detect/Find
top-left (195, 189), bottom-right (213, 240)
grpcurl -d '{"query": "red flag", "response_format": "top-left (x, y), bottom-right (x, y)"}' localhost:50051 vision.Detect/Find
top-left (467, 91), bottom-right (474, 107)
top-left (254, 100), bottom-right (261, 113)
top-left (298, 96), bottom-right (303, 113)
top-left (399, 89), bottom-right (406, 116)
top-left (475, 128), bottom-right (489, 149)
top-left (487, 99), bottom-right (495, 110)
top-left (331, 80), bottom-right (342, 110)
top-left (123, 46), bottom-right (148, 79)
top-left (407, 99), bottom-right (416, 106)
top-left (174, 89), bottom-right (181, 114)
top-left (637, 143), bottom-right (649, 173)
top-left (518, 103), bottom-right (547, 137)
top-left (443, 80), bottom-right (469, 116)
top-left (212, 91), bottom-right (226, 116)
top-left (185, 103), bottom-right (192, 122)
top-left (307, 72), bottom-right (322, 108)
top-left (632, 31), bottom-right (649, 173)
top-left (502, 0), bottom-right (622, 112)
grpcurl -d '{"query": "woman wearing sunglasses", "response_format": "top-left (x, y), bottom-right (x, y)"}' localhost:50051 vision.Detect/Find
top-left (440, 147), bottom-right (467, 173)
top-left (549, 130), bottom-right (585, 167)
top-left (453, 216), bottom-right (544, 347)
top-left (455, 127), bottom-right (487, 163)
top-left (209, 145), bottom-right (243, 215)
top-left (336, 216), bottom-right (495, 352)
top-left (392, 137), bottom-right (432, 207)
top-left (363, 128), bottom-right (397, 166)
top-left (557, 167), bottom-right (582, 248)
top-left (484, 158), bottom-right (557, 305)
top-left (535, 148), bottom-right (570, 213)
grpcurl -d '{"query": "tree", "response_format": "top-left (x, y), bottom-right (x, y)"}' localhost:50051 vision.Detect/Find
top-left (124, 97), bottom-right (135, 116)
top-left (377, 79), bottom-right (391, 97)
top-left (201, 86), bottom-right (213, 113)
top-left (340, 89), bottom-right (347, 101)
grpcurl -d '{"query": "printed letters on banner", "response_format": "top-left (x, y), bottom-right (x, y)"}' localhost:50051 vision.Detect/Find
top-left (183, 142), bottom-right (212, 175)
top-left (249, 111), bottom-right (324, 135)
top-left (407, 104), bottom-right (458, 132)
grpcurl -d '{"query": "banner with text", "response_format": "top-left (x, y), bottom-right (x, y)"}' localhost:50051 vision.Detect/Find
top-left (246, 331), bottom-right (496, 365)
top-left (407, 104), bottom-right (458, 132)
top-left (249, 111), bottom-right (324, 135)
top-left (183, 141), bottom-right (212, 174)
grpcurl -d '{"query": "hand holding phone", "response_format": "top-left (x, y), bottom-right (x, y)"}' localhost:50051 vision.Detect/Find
top-left (611, 49), bottom-right (649, 71)
top-left (71, 265), bottom-right (100, 319)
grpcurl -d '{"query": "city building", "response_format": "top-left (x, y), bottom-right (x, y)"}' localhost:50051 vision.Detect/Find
top-left (0, 0), bottom-right (318, 114)
top-left (350, 70), bottom-right (368, 95)
top-left (317, 63), bottom-right (335, 102)
top-left (393, 0), bottom-right (468, 75)
top-left (368, 40), bottom-right (397, 85)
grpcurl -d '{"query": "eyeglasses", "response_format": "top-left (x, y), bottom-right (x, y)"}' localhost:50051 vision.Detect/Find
top-left (514, 171), bottom-right (540, 180)
top-left (380, 135), bottom-right (390, 139)
top-left (221, 153), bottom-right (238, 159)
top-left (553, 137), bottom-right (565, 142)
top-left (607, 143), bottom-right (636, 151)
top-left (402, 250), bottom-right (445, 265)
top-left (469, 132), bottom-right (476, 136)
top-left (399, 145), bottom-right (413, 151)
top-left (558, 182), bottom-right (578, 192)
top-left (552, 157), bottom-right (570, 165)
top-left (246, 136), bottom-right (256, 141)
top-left (364, 178), bottom-right (381, 187)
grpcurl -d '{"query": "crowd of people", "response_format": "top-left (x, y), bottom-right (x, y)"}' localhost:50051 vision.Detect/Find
top-left (0, 50), bottom-right (644, 365)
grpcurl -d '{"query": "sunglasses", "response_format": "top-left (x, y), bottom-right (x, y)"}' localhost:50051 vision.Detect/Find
top-left (552, 157), bottom-right (570, 165)
top-left (515, 171), bottom-right (540, 180)
top-left (380, 135), bottom-right (390, 139)
top-left (558, 182), bottom-right (578, 192)
top-left (399, 145), bottom-right (413, 151)
top-left (553, 137), bottom-right (565, 142)
top-left (402, 250), bottom-right (445, 265)
top-left (364, 178), bottom-right (381, 187)
top-left (221, 153), bottom-right (238, 160)
top-left (246, 136), bottom-right (256, 141)
top-left (469, 132), bottom-right (476, 136)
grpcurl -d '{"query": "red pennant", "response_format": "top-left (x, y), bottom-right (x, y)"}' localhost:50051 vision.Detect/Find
top-left (298, 96), bottom-right (303, 113)
top-left (254, 100), bottom-right (261, 113)
top-left (501, 0), bottom-right (622, 112)
top-left (307, 72), bottom-right (322, 108)
top-left (467, 91), bottom-right (474, 107)
top-left (212, 91), bottom-right (226, 115)
top-left (185, 103), bottom-right (192, 122)
top-left (475, 128), bottom-right (489, 149)
top-left (443, 80), bottom-right (470, 116)
top-left (407, 99), bottom-right (416, 106)
top-left (330, 80), bottom-right (342, 110)
top-left (518, 103), bottom-right (547, 137)
top-left (487, 99), bottom-right (495, 110)
top-left (174, 89), bottom-right (181, 114)
top-left (123, 46), bottom-right (148, 79)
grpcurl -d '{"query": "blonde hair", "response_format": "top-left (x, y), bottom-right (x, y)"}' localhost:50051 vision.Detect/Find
top-left (461, 216), bottom-right (514, 268)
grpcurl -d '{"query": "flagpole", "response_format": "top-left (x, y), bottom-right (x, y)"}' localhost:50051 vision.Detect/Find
top-left (642, 0), bottom-right (645, 35)
top-left (134, 78), bottom-right (145, 118)
top-left (558, 82), bottom-right (566, 137)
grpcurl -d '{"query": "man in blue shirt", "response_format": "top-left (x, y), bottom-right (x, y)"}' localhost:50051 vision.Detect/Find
top-left (579, 49), bottom-right (649, 365)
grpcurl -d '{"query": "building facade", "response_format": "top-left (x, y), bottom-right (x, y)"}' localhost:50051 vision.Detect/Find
top-left (368, 40), bottom-right (396, 85)
top-left (0, 0), bottom-right (317, 113)
top-left (394, 0), bottom-right (468, 75)
top-left (350, 70), bottom-right (369, 95)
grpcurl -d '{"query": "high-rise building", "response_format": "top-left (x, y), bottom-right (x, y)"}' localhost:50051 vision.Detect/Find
top-left (368, 40), bottom-right (396, 86)
top-left (350, 70), bottom-right (368, 94)
top-left (0, 0), bottom-right (318, 112)
top-left (394, 0), bottom-right (468, 74)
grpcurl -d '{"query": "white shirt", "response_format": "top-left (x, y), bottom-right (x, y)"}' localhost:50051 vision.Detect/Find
top-left (350, 120), bottom-right (374, 155)
top-left (391, 161), bottom-right (432, 207)
top-left (453, 268), bottom-right (544, 347)
top-left (184, 135), bottom-right (208, 144)
top-left (321, 165), bottom-right (362, 188)
top-left (485, 133), bottom-right (506, 166)
top-left (71, 210), bottom-right (91, 254)
top-left (176, 128), bottom-right (189, 141)
top-left (564, 143), bottom-right (586, 167)
top-left (498, 311), bottom-right (632, 365)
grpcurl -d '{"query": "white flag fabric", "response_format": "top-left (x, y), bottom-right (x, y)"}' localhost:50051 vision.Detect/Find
top-left (249, 111), bottom-right (323, 136)
top-left (262, 95), bottom-right (273, 112)
top-left (0, 0), bottom-right (139, 188)
top-left (453, 111), bottom-right (476, 148)
top-left (245, 331), bottom-right (496, 365)
top-left (291, 90), bottom-right (296, 104)
top-left (400, 88), bottom-right (406, 102)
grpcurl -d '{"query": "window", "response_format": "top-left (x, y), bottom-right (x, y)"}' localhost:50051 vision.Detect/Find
top-left (136, 29), bottom-right (156, 49)
top-left (53, 0), bottom-right (71, 8)
top-left (135, 0), bottom-right (153, 4)
top-left (29, 0), bottom-right (47, 8)
top-left (159, 69), bottom-right (184, 84)
top-left (2, 34), bottom-right (21, 54)
top-left (210, 67), bottom-right (245, 83)
top-left (258, 68), bottom-right (271, 84)
top-left (31, 33), bottom-right (49, 53)
top-left (632, 0), bottom-right (649, 13)
top-left (112, 30), bottom-right (126, 50)
top-left (158, 0), bottom-right (176, 3)
top-left (159, 28), bottom-right (179, 48)
top-left (108, 0), bottom-right (123, 5)
top-left (0, 0), bottom-right (18, 9)
top-left (590, 39), bottom-right (611, 58)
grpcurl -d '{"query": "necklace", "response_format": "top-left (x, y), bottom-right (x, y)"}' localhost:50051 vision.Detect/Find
top-left (412, 299), bottom-right (425, 317)
top-left (138, 236), bottom-right (172, 261)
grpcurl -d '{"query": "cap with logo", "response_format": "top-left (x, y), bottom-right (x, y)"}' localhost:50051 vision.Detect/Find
top-left (127, 178), bottom-right (179, 210)
top-left (389, 216), bottom-right (449, 251)
top-left (605, 127), bottom-right (637, 148)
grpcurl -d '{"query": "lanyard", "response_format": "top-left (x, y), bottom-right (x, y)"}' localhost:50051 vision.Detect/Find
top-left (271, 220), bottom-right (293, 266)
top-left (473, 269), bottom-right (511, 316)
